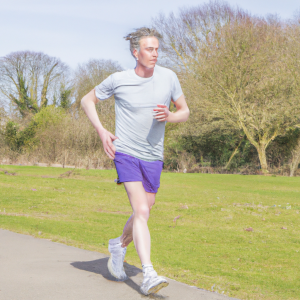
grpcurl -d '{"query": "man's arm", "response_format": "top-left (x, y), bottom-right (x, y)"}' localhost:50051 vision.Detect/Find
top-left (154, 94), bottom-right (190, 123)
top-left (81, 89), bottom-right (118, 159)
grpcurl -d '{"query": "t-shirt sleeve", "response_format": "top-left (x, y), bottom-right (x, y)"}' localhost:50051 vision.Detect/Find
top-left (171, 72), bottom-right (183, 102)
top-left (94, 75), bottom-right (114, 100)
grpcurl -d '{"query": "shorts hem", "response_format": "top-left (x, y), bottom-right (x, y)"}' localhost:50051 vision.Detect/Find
top-left (143, 183), bottom-right (159, 193)
top-left (118, 179), bottom-right (143, 183)
top-left (118, 180), bottom-right (159, 193)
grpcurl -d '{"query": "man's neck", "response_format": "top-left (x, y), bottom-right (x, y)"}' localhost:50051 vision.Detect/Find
top-left (135, 62), bottom-right (155, 78)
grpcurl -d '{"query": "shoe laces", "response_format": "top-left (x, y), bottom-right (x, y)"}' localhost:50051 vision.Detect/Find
top-left (143, 267), bottom-right (157, 279)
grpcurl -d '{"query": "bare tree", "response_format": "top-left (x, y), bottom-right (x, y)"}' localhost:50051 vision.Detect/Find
top-left (73, 59), bottom-right (122, 104)
top-left (0, 51), bottom-right (69, 118)
top-left (73, 59), bottom-right (123, 132)
top-left (154, 1), bottom-right (300, 173)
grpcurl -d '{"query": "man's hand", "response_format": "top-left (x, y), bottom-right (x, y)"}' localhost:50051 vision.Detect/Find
top-left (153, 104), bottom-right (170, 122)
top-left (98, 129), bottom-right (118, 159)
top-left (156, 95), bottom-right (189, 123)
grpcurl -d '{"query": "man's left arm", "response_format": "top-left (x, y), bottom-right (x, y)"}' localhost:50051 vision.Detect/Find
top-left (154, 94), bottom-right (190, 123)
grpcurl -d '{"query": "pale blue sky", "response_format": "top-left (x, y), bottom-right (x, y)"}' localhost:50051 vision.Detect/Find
top-left (0, 0), bottom-right (299, 70)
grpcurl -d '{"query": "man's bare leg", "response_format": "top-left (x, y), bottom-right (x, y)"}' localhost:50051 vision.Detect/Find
top-left (120, 215), bottom-right (133, 247)
top-left (109, 182), bottom-right (168, 294)
top-left (121, 182), bottom-right (168, 294)
top-left (120, 191), bottom-right (155, 248)
top-left (122, 181), bottom-right (154, 264)
top-left (107, 186), bottom-right (155, 280)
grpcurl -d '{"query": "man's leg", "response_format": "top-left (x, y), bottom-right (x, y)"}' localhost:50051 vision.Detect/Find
top-left (120, 191), bottom-right (156, 248)
top-left (107, 186), bottom-right (155, 280)
top-left (123, 181), bottom-right (168, 295)
top-left (123, 181), bottom-right (152, 264)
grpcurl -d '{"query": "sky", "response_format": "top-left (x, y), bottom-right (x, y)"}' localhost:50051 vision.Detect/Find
top-left (0, 0), bottom-right (299, 71)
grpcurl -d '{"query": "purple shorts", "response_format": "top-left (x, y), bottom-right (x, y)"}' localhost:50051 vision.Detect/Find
top-left (114, 152), bottom-right (163, 193)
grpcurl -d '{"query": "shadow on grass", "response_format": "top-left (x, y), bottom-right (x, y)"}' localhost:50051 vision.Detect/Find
top-left (71, 257), bottom-right (168, 299)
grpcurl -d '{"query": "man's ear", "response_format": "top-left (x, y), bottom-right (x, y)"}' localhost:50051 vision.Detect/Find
top-left (133, 48), bottom-right (139, 60)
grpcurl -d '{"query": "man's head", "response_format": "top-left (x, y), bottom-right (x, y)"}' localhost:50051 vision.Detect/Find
top-left (124, 27), bottom-right (162, 69)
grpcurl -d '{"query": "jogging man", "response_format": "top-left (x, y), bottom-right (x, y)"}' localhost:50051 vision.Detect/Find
top-left (81, 27), bottom-right (189, 295)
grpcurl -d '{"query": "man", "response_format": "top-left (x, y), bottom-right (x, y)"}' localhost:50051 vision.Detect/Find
top-left (81, 27), bottom-right (189, 295)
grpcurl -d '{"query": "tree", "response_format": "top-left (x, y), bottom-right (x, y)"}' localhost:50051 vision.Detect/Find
top-left (0, 105), bottom-right (6, 124)
top-left (4, 121), bottom-right (21, 152)
top-left (0, 106), bottom-right (6, 152)
top-left (288, 10), bottom-right (300, 177)
top-left (59, 83), bottom-right (72, 110)
top-left (73, 59), bottom-right (123, 132)
top-left (73, 59), bottom-right (122, 105)
top-left (0, 51), bottom-right (69, 118)
top-left (154, 1), bottom-right (300, 173)
top-left (289, 136), bottom-right (300, 177)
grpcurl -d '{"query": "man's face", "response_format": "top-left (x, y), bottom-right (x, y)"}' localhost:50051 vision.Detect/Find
top-left (134, 37), bottom-right (159, 69)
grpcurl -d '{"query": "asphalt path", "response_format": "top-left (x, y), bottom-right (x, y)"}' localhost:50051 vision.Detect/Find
top-left (0, 229), bottom-right (239, 300)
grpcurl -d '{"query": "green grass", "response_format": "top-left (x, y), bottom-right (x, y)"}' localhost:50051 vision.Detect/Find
top-left (0, 165), bottom-right (299, 299)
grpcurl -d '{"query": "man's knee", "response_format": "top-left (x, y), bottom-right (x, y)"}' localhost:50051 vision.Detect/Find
top-left (135, 205), bottom-right (150, 221)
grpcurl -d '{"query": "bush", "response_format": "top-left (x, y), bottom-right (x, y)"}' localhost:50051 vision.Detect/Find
top-left (30, 111), bottom-right (112, 168)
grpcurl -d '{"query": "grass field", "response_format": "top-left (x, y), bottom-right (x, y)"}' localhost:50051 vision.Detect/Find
top-left (0, 165), bottom-right (299, 299)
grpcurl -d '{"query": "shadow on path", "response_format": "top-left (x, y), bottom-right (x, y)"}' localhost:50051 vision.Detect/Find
top-left (71, 257), bottom-right (168, 299)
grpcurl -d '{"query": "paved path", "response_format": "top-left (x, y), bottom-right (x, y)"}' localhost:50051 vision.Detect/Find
top-left (0, 229), bottom-right (238, 300)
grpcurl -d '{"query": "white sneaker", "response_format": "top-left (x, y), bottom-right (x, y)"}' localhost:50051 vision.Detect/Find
top-left (107, 238), bottom-right (128, 281)
top-left (140, 267), bottom-right (169, 295)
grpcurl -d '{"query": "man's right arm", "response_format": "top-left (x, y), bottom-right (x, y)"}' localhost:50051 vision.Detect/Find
top-left (81, 89), bottom-right (118, 159)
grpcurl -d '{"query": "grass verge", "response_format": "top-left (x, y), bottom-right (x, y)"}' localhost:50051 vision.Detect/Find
top-left (0, 165), bottom-right (299, 299)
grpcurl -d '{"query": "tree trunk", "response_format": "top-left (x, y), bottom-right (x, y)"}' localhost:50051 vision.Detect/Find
top-left (290, 138), bottom-right (300, 177)
top-left (257, 145), bottom-right (268, 174)
top-left (223, 135), bottom-right (244, 169)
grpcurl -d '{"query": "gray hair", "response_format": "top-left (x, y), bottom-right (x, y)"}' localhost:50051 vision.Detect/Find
top-left (124, 27), bottom-right (162, 59)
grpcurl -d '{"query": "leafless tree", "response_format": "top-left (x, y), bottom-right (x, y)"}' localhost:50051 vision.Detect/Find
top-left (73, 59), bottom-right (123, 132)
top-left (0, 51), bottom-right (69, 118)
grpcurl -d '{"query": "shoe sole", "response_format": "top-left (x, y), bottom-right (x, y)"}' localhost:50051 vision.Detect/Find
top-left (107, 256), bottom-right (128, 281)
top-left (148, 281), bottom-right (169, 294)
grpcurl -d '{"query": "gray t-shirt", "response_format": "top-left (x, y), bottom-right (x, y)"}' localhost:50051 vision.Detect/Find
top-left (95, 65), bottom-right (183, 161)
